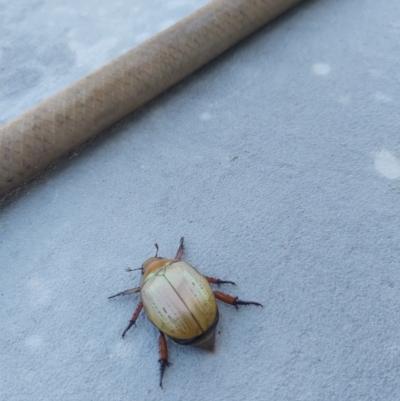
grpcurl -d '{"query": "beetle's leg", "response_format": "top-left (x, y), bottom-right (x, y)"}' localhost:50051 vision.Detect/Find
top-left (175, 237), bottom-right (185, 260)
top-left (214, 291), bottom-right (263, 310)
top-left (122, 302), bottom-right (143, 338)
top-left (158, 331), bottom-right (171, 388)
top-left (108, 286), bottom-right (140, 299)
top-left (125, 267), bottom-right (143, 273)
top-left (205, 276), bottom-right (236, 286)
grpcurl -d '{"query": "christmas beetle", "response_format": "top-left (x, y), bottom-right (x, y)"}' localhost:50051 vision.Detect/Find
top-left (109, 237), bottom-right (262, 387)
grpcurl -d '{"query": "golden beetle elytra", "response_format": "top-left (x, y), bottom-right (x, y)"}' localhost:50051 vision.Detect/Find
top-left (109, 237), bottom-right (262, 387)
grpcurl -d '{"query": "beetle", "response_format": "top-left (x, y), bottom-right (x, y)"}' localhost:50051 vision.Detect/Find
top-left (109, 237), bottom-right (262, 387)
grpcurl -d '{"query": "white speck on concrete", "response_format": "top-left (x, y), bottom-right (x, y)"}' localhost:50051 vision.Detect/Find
top-left (27, 278), bottom-right (52, 307)
top-left (312, 63), bottom-right (331, 76)
top-left (338, 95), bottom-right (351, 104)
top-left (25, 335), bottom-right (43, 349)
top-left (200, 112), bottom-right (211, 120)
top-left (109, 341), bottom-right (134, 360)
top-left (69, 37), bottom-right (119, 70)
top-left (374, 92), bottom-right (392, 103)
top-left (159, 19), bottom-right (177, 31)
top-left (374, 149), bottom-right (400, 179)
top-left (135, 32), bottom-right (152, 43)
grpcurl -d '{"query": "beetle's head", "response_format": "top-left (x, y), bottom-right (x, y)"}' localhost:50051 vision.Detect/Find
top-left (140, 243), bottom-right (176, 276)
top-left (140, 256), bottom-right (176, 281)
top-left (141, 256), bottom-right (163, 272)
top-left (141, 242), bottom-right (164, 273)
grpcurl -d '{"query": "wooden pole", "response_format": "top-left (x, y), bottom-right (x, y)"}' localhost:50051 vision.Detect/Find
top-left (0, 0), bottom-right (304, 197)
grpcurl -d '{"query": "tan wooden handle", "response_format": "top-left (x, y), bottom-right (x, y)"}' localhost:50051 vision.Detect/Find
top-left (0, 0), bottom-right (303, 197)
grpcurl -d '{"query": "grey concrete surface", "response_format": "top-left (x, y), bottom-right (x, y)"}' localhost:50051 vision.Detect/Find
top-left (1, 0), bottom-right (400, 400)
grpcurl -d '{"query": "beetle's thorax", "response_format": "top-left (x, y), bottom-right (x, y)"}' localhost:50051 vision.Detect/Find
top-left (141, 257), bottom-right (175, 284)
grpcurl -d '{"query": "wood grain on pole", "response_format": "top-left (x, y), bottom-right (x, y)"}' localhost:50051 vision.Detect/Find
top-left (0, 0), bottom-right (304, 197)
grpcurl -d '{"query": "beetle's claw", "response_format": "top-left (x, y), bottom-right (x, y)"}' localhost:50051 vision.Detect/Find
top-left (234, 300), bottom-right (264, 308)
top-left (125, 267), bottom-right (143, 273)
top-left (218, 280), bottom-right (236, 286)
top-left (108, 292), bottom-right (123, 299)
top-left (121, 322), bottom-right (135, 338)
top-left (108, 286), bottom-right (141, 299)
top-left (158, 359), bottom-right (171, 388)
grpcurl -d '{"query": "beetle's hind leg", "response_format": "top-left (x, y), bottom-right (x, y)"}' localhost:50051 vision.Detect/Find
top-left (158, 331), bottom-right (171, 388)
top-left (205, 276), bottom-right (236, 286)
top-left (121, 302), bottom-right (143, 338)
top-left (175, 237), bottom-right (185, 260)
top-left (214, 291), bottom-right (263, 310)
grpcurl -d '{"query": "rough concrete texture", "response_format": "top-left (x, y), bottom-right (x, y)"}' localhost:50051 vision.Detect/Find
top-left (1, 0), bottom-right (400, 400)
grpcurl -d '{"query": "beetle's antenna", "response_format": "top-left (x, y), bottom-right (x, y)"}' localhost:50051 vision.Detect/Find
top-left (154, 243), bottom-right (159, 257)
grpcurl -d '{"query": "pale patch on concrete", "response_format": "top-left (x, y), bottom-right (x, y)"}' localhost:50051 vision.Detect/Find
top-left (374, 149), bottom-right (400, 179)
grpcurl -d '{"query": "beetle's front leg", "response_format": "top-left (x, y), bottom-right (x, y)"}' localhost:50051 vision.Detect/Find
top-left (158, 331), bottom-right (171, 388)
top-left (205, 276), bottom-right (236, 286)
top-left (214, 291), bottom-right (263, 310)
top-left (122, 302), bottom-right (143, 338)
